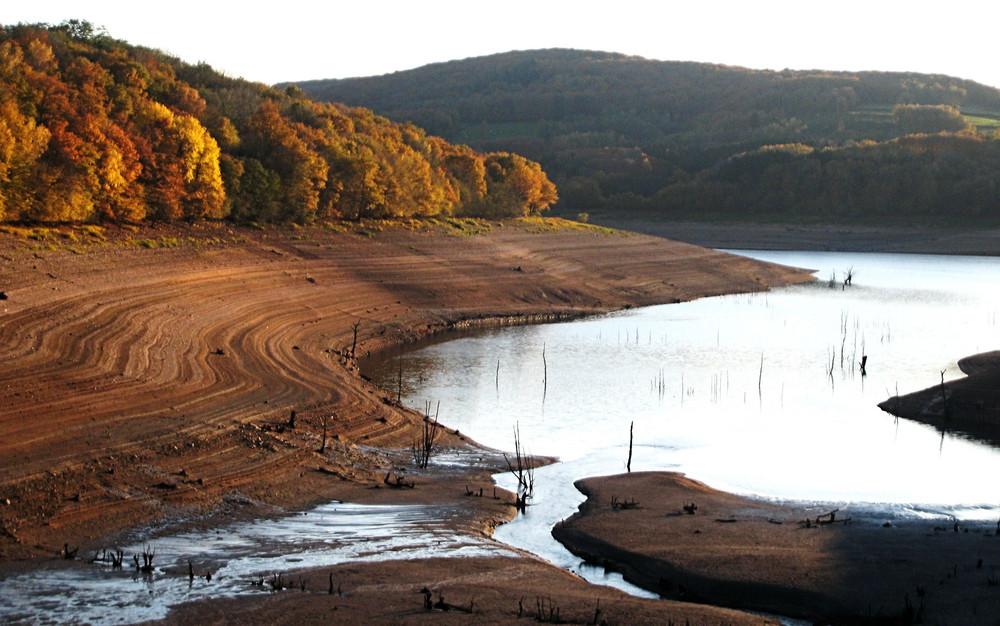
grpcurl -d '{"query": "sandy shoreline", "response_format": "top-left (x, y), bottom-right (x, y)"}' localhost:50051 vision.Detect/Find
top-left (0, 219), bottom-right (810, 623)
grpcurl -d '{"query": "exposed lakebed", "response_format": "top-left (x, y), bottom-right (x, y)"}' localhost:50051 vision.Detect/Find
top-left (367, 250), bottom-right (1000, 574)
top-left (4, 250), bottom-right (999, 623)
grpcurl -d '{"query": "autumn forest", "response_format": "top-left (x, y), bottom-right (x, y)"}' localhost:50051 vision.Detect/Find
top-left (8, 25), bottom-right (1000, 229)
top-left (0, 22), bottom-right (557, 225)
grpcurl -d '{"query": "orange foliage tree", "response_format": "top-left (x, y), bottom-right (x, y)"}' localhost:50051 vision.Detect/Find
top-left (0, 22), bottom-right (558, 224)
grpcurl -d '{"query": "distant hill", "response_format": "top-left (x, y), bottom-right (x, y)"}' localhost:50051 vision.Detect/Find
top-left (292, 49), bottom-right (1000, 226)
top-left (0, 23), bottom-right (555, 224)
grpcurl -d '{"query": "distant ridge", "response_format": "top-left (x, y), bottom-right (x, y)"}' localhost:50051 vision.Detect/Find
top-left (293, 49), bottom-right (1000, 227)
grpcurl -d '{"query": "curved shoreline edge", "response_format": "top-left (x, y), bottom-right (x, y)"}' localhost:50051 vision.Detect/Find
top-left (0, 219), bottom-right (811, 623)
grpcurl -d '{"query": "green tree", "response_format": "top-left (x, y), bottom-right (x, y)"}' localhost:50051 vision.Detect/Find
top-left (892, 104), bottom-right (972, 135)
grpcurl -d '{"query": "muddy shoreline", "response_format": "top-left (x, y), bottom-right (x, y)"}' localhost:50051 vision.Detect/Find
top-left (0, 218), bottom-right (810, 623)
top-left (554, 472), bottom-right (1000, 625)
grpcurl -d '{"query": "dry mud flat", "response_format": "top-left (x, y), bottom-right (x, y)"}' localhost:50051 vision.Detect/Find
top-left (554, 472), bottom-right (1000, 625)
top-left (0, 219), bottom-right (810, 623)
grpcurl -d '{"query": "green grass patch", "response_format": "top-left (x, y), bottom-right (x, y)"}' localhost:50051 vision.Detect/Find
top-left (27, 228), bottom-right (56, 241)
top-left (321, 221), bottom-right (349, 234)
top-left (442, 217), bottom-right (491, 235)
top-left (80, 225), bottom-right (106, 240)
top-left (131, 236), bottom-right (182, 249)
top-left (517, 216), bottom-right (619, 235)
top-left (966, 115), bottom-right (1000, 129)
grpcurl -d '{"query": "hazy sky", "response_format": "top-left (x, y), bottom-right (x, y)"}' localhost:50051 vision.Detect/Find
top-left (5, 1), bottom-right (1000, 88)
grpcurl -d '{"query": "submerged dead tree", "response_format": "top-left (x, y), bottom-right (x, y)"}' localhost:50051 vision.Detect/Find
top-left (412, 401), bottom-right (441, 468)
top-left (504, 423), bottom-right (535, 513)
top-left (627, 421), bottom-right (634, 473)
top-left (542, 343), bottom-right (548, 401)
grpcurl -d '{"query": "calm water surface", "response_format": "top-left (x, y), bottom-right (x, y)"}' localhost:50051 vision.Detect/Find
top-left (367, 251), bottom-right (1000, 572)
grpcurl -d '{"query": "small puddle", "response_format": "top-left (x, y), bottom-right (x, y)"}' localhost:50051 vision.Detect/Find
top-left (0, 501), bottom-right (510, 625)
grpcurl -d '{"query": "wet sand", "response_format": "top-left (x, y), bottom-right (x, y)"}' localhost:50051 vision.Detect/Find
top-left (554, 472), bottom-right (1000, 625)
top-left (0, 219), bottom-right (810, 623)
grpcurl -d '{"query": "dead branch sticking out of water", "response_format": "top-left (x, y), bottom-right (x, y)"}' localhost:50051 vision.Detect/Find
top-left (90, 548), bottom-right (124, 568)
top-left (542, 343), bottom-right (548, 401)
top-left (940, 370), bottom-right (951, 421)
top-left (504, 423), bottom-right (535, 513)
top-left (412, 401), bottom-right (440, 468)
top-left (134, 545), bottom-right (155, 573)
top-left (758, 352), bottom-right (764, 397)
top-left (843, 266), bottom-right (854, 289)
top-left (626, 421), bottom-right (634, 473)
top-left (61, 543), bottom-right (78, 560)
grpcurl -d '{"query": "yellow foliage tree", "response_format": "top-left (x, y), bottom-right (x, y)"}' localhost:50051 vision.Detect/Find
top-left (0, 100), bottom-right (50, 220)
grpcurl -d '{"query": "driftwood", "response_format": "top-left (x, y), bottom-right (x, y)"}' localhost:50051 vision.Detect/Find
top-left (800, 508), bottom-right (852, 527)
top-left (610, 495), bottom-right (639, 510)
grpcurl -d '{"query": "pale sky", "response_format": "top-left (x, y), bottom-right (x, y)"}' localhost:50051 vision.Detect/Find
top-left (5, 1), bottom-right (1000, 89)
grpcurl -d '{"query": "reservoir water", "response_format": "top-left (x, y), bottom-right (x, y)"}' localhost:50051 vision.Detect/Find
top-left (366, 250), bottom-right (1000, 576)
top-left (4, 250), bottom-right (1000, 623)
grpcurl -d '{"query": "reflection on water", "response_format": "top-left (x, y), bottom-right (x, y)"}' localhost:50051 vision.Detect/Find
top-left (0, 502), bottom-right (508, 625)
top-left (366, 251), bottom-right (1000, 575)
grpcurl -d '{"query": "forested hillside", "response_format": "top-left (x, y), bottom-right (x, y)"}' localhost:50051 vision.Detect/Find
top-left (294, 49), bottom-right (1000, 226)
top-left (0, 23), bottom-right (556, 224)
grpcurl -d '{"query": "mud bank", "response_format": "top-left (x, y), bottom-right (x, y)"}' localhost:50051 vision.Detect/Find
top-left (554, 472), bottom-right (1000, 625)
top-left (879, 350), bottom-right (1000, 448)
